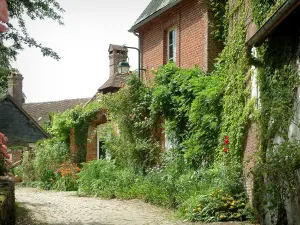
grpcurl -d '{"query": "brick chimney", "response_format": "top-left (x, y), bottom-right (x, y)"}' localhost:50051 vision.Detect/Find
top-left (108, 44), bottom-right (128, 77)
top-left (8, 69), bottom-right (24, 105)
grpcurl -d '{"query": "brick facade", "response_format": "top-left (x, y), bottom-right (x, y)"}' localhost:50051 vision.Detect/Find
top-left (243, 122), bottom-right (258, 205)
top-left (137, 0), bottom-right (223, 81)
top-left (70, 111), bottom-right (107, 163)
top-left (69, 128), bottom-right (78, 161)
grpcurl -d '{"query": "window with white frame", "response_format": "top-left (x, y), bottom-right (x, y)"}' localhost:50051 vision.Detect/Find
top-left (167, 28), bottom-right (176, 63)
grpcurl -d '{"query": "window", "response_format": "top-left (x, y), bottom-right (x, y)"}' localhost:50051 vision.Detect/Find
top-left (167, 28), bottom-right (176, 63)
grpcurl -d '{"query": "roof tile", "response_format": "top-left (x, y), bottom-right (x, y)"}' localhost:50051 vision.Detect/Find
top-left (23, 98), bottom-right (90, 125)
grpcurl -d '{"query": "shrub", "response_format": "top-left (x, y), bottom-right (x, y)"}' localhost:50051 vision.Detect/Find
top-left (33, 138), bottom-right (69, 183)
top-left (181, 188), bottom-right (252, 222)
top-left (14, 151), bottom-right (35, 181)
top-left (78, 160), bottom-right (137, 199)
top-left (54, 162), bottom-right (80, 191)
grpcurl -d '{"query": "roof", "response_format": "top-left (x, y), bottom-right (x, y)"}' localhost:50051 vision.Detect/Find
top-left (246, 0), bottom-right (300, 48)
top-left (23, 98), bottom-right (90, 125)
top-left (129, 0), bottom-right (182, 32)
top-left (98, 74), bottom-right (128, 92)
top-left (0, 96), bottom-right (50, 145)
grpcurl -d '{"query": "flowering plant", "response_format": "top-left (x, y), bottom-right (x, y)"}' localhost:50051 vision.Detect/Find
top-left (223, 136), bottom-right (229, 153)
top-left (0, 132), bottom-right (11, 173)
top-left (54, 162), bottom-right (80, 191)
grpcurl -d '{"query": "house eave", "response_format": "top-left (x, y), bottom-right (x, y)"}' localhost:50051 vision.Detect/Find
top-left (128, 0), bottom-right (182, 33)
top-left (246, 0), bottom-right (300, 48)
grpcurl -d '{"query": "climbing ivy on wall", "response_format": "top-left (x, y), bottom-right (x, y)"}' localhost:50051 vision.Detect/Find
top-left (250, 0), bottom-right (300, 222)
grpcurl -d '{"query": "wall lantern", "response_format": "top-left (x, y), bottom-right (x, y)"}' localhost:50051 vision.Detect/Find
top-left (117, 60), bottom-right (130, 75)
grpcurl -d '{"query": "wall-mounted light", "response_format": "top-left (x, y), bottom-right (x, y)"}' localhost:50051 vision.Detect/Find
top-left (117, 60), bottom-right (130, 74)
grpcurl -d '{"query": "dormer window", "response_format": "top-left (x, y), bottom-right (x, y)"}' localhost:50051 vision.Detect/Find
top-left (167, 28), bottom-right (177, 63)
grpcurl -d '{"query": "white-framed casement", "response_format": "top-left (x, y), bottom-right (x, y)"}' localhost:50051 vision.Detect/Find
top-left (167, 27), bottom-right (177, 63)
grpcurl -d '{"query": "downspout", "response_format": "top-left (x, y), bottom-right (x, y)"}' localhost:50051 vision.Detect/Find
top-left (134, 32), bottom-right (141, 80)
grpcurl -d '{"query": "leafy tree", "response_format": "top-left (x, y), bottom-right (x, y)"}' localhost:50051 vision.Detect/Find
top-left (0, 0), bottom-right (64, 68)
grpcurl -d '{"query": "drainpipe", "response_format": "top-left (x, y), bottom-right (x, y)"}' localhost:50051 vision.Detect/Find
top-left (134, 32), bottom-right (141, 80)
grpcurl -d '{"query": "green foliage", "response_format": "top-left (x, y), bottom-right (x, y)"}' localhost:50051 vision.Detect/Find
top-left (209, 0), bottom-right (227, 42)
top-left (54, 162), bottom-right (80, 191)
top-left (254, 141), bottom-right (300, 218)
top-left (14, 151), bottom-right (35, 181)
top-left (77, 153), bottom-right (253, 221)
top-left (252, 17), bottom-right (300, 221)
top-left (182, 188), bottom-right (252, 222)
top-left (1, 0), bottom-right (64, 67)
top-left (49, 100), bottom-right (102, 164)
top-left (78, 160), bottom-right (137, 199)
top-left (33, 139), bottom-right (69, 183)
top-left (250, 0), bottom-right (286, 28)
top-left (151, 63), bottom-right (224, 167)
top-left (101, 74), bottom-right (161, 171)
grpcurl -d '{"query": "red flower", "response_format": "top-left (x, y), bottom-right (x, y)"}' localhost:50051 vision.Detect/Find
top-left (224, 139), bottom-right (229, 145)
top-left (224, 135), bottom-right (229, 139)
top-left (223, 148), bottom-right (228, 153)
top-left (121, 83), bottom-right (125, 88)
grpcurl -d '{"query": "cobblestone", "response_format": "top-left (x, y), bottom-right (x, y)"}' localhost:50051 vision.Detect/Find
top-left (15, 187), bottom-right (191, 225)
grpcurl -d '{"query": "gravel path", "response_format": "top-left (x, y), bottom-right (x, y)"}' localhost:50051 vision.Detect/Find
top-left (15, 187), bottom-right (193, 225)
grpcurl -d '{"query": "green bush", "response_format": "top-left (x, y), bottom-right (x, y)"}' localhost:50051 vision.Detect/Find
top-left (78, 160), bottom-right (137, 198)
top-left (33, 139), bottom-right (69, 184)
top-left (15, 138), bottom-right (70, 190)
top-left (181, 188), bottom-right (253, 222)
top-left (14, 151), bottom-right (35, 181)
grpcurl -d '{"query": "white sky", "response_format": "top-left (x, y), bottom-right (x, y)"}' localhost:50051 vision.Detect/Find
top-left (10, 0), bottom-right (150, 103)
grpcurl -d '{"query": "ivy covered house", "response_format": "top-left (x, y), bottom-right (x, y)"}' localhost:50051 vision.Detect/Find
top-left (69, 44), bottom-right (129, 162)
top-left (128, 0), bottom-right (224, 151)
top-left (243, 0), bottom-right (300, 224)
top-left (69, 0), bottom-right (225, 162)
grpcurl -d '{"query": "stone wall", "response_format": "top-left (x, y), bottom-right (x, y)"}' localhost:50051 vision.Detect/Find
top-left (0, 179), bottom-right (15, 225)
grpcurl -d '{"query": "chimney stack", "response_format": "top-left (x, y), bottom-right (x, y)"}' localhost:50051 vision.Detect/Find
top-left (8, 69), bottom-right (24, 105)
top-left (108, 44), bottom-right (128, 77)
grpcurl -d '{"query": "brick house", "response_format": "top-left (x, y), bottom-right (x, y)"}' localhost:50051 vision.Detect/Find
top-left (128, 0), bottom-right (223, 150)
top-left (129, 0), bottom-right (223, 81)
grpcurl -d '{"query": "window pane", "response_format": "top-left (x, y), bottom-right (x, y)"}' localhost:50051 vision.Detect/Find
top-left (169, 30), bottom-right (173, 44)
top-left (168, 29), bottom-right (176, 62)
top-left (169, 44), bottom-right (173, 60)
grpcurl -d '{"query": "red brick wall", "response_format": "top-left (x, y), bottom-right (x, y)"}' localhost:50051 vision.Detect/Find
top-left (86, 124), bottom-right (97, 162)
top-left (70, 128), bottom-right (78, 162)
top-left (243, 122), bottom-right (258, 205)
top-left (138, 0), bottom-right (223, 81)
top-left (86, 111), bottom-right (107, 162)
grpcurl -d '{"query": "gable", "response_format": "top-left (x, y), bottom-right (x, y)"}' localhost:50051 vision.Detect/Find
top-left (0, 97), bottom-right (48, 146)
top-left (129, 0), bottom-right (181, 32)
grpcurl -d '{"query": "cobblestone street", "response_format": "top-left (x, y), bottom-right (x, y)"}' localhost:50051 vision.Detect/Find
top-left (15, 187), bottom-right (194, 225)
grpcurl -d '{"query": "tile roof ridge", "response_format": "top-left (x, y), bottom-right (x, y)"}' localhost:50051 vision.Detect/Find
top-left (23, 97), bottom-right (90, 105)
